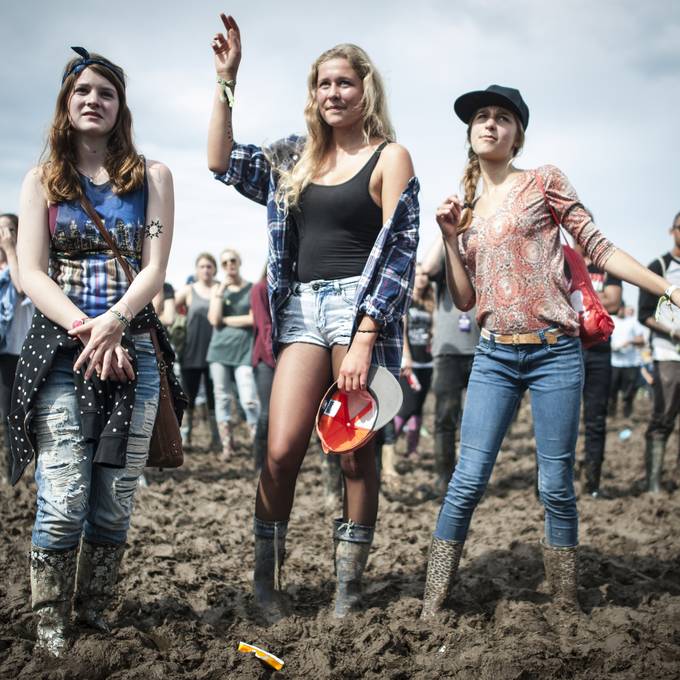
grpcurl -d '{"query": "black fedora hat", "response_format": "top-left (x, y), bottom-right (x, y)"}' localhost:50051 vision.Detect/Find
top-left (454, 85), bottom-right (529, 130)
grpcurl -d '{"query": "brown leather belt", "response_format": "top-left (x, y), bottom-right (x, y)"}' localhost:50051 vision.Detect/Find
top-left (480, 327), bottom-right (564, 345)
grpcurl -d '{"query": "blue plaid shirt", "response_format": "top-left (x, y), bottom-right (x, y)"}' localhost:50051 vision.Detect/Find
top-left (214, 136), bottom-right (420, 378)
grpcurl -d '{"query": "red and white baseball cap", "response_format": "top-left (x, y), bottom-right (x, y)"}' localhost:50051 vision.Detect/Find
top-left (316, 366), bottom-right (402, 454)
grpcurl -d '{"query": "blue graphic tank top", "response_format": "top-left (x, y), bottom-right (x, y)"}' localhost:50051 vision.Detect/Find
top-left (48, 175), bottom-right (147, 318)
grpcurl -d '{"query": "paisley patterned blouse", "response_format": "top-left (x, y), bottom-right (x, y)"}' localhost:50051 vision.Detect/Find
top-left (459, 165), bottom-right (616, 335)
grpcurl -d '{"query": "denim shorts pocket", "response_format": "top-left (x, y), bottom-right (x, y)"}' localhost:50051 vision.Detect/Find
top-left (340, 284), bottom-right (359, 307)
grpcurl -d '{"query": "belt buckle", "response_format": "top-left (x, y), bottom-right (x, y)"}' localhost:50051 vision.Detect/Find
top-left (512, 333), bottom-right (520, 345)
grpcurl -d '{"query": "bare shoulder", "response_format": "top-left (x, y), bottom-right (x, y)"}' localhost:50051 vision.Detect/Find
top-left (22, 166), bottom-right (45, 189)
top-left (145, 159), bottom-right (173, 185)
top-left (380, 142), bottom-right (412, 165)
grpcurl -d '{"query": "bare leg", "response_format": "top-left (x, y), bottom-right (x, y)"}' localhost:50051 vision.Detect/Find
top-left (255, 343), bottom-right (332, 522)
top-left (331, 345), bottom-right (379, 526)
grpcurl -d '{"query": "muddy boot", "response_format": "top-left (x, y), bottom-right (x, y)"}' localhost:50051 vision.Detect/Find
top-left (406, 416), bottom-right (422, 457)
top-left (645, 438), bottom-right (666, 493)
top-left (321, 453), bottom-right (342, 510)
top-left (208, 411), bottom-right (222, 453)
top-left (30, 545), bottom-right (77, 657)
top-left (420, 536), bottom-right (464, 620)
top-left (180, 408), bottom-right (194, 448)
top-left (218, 422), bottom-right (234, 460)
top-left (73, 540), bottom-right (125, 632)
top-left (541, 539), bottom-right (580, 611)
top-left (433, 433), bottom-right (455, 497)
top-left (333, 519), bottom-right (374, 618)
top-left (381, 443), bottom-right (399, 479)
top-left (253, 517), bottom-right (288, 624)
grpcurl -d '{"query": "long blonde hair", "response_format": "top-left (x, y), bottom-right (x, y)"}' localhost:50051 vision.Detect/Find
top-left (275, 44), bottom-right (395, 209)
top-left (41, 53), bottom-right (145, 204)
top-left (457, 112), bottom-right (525, 233)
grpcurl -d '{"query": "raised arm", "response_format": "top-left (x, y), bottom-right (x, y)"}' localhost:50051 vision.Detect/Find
top-left (207, 13), bottom-right (241, 174)
top-left (436, 195), bottom-right (476, 311)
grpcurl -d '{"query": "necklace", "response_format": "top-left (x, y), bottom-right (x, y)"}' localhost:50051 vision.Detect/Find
top-left (77, 166), bottom-right (106, 184)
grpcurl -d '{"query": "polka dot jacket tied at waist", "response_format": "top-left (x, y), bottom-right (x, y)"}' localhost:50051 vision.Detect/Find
top-left (8, 306), bottom-right (186, 486)
top-left (458, 165), bottom-right (616, 335)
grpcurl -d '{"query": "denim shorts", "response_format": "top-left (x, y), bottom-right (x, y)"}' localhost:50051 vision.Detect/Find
top-left (277, 275), bottom-right (359, 348)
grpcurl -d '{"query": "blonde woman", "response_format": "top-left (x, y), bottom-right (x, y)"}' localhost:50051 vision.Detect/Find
top-left (207, 15), bottom-right (418, 620)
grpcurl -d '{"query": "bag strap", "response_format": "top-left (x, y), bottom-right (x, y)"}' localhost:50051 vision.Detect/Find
top-left (79, 194), bottom-right (136, 286)
top-left (534, 171), bottom-right (568, 245)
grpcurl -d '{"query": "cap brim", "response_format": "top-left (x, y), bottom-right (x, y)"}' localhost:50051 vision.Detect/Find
top-left (454, 91), bottom-right (526, 129)
top-left (368, 365), bottom-right (403, 430)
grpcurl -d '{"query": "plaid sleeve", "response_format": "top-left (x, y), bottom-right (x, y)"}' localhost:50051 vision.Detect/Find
top-left (213, 142), bottom-right (272, 206)
top-left (359, 178), bottom-right (420, 325)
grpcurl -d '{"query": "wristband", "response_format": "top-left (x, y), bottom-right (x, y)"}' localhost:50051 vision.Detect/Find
top-left (665, 285), bottom-right (680, 300)
top-left (217, 77), bottom-right (235, 108)
top-left (356, 329), bottom-right (379, 334)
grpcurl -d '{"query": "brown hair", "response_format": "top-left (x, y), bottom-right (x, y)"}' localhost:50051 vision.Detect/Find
top-left (195, 252), bottom-right (217, 270)
top-left (413, 264), bottom-right (435, 314)
top-left (41, 53), bottom-right (144, 204)
top-left (275, 44), bottom-right (395, 209)
top-left (457, 111), bottom-right (526, 233)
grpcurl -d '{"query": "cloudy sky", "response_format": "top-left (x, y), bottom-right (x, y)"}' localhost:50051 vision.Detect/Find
top-left (1, 0), bottom-right (679, 305)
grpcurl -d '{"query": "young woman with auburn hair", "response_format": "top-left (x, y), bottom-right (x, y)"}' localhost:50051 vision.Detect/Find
top-left (420, 85), bottom-right (680, 620)
top-left (207, 15), bottom-right (418, 621)
top-left (14, 47), bottom-right (176, 655)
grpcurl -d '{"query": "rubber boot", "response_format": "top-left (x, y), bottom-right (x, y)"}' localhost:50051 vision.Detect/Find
top-left (433, 432), bottom-right (455, 497)
top-left (30, 545), bottom-right (78, 657)
top-left (541, 539), bottom-right (580, 611)
top-left (253, 517), bottom-right (288, 625)
top-left (73, 540), bottom-right (125, 632)
top-left (333, 518), bottom-right (374, 618)
top-left (180, 408), bottom-right (194, 448)
top-left (646, 438), bottom-right (665, 493)
top-left (406, 416), bottom-right (422, 457)
top-left (218, 422), bottom-right (233, 460)
top-left (208, 411), bottom-right (222, 453)
top-left (321, 452), bottom-right (342, 511)
top-left (381, 443), bottom-right (399, 479)
top-left (420, 536), bottom-right (464, 620)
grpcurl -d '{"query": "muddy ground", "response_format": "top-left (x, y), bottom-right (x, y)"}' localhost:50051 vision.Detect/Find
top-left (1, 394), bottom-right (679, 679)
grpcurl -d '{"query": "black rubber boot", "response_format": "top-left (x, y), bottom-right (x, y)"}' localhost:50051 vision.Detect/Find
top-left (253, 517), bottom-right (288, 624)
top-left (433, 433), bottom-right (455, 497)
top-left (333, 518), bottom-right (374, 618)
top-left (646, 439), bottom-right (666, 493)
top-left (73, 540), bottom-right (126, 632)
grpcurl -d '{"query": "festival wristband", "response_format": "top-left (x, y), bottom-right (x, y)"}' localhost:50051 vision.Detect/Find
top-left (217, 77), bottom-right (235, 108)
top-left (109, 308), bottom-right (130, 329)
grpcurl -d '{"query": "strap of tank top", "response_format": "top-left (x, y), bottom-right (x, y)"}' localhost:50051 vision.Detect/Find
top-left (375, 140), bottom-right (389, 155)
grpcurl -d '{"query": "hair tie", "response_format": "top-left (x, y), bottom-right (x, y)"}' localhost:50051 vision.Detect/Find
top-left (61, 46), bottom-right (125, 87)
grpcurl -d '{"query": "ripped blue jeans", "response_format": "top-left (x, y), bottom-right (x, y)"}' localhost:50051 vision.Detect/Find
top-left (31, 333), bottom-right (160, 550)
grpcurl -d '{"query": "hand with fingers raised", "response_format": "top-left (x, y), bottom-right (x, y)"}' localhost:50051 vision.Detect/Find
top-left (436, 195), bottom-right (464, 241)
top-left (212, 13), bottom-right (241, 80)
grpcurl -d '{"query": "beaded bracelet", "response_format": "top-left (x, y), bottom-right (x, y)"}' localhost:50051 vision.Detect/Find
top-left (109, 308), bottom-right (130, 329)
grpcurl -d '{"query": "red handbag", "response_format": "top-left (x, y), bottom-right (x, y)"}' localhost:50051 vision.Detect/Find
top-left (535, 173), bottom-right (614, 349)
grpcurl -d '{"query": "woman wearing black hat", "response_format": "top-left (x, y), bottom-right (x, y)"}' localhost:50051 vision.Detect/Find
top-left (420, 84), bottom-right (680, 619)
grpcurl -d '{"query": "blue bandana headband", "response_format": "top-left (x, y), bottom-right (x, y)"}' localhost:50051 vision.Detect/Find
top-left (61, 46), bottom-right (125, 87)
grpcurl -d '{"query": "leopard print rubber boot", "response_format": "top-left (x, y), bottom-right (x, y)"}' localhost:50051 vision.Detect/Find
top-left (420, 536), bottom-right (464, 620)
top-left (73, 540), bottom-right (126, 632)
top-left (30, 545), bottom-right (78, 657)
top-left (541, 539), bottom-right (580, 611)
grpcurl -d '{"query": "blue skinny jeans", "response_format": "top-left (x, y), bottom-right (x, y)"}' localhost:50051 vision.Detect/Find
top-left (434, 331), bottom-right (584, 548)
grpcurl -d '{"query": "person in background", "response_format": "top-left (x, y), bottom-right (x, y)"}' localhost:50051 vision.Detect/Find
top-left (175, 253), bottom-right (221, 450)
top-left (578, 242), bottom-right (622, 498)
top-left (393, 264), bottom-right (435, 462)
top-left (0, 214), bottom-right (34, 481)
top-left (153, 281), bottom-right (176, 328)
top-left (207, 247), bottom-right (259, 458)
top-left (638, 211), bottom-right (680, 493)
top-left (421, 239), bottom-right (480, 496)
top-left (250, 265), bottom-right (275, 471)
top-left (609, 304), bottom-right (646, 418)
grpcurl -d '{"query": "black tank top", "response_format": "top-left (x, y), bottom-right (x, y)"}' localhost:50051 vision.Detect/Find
top-left (292, 142), bottom-right (386, 282)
